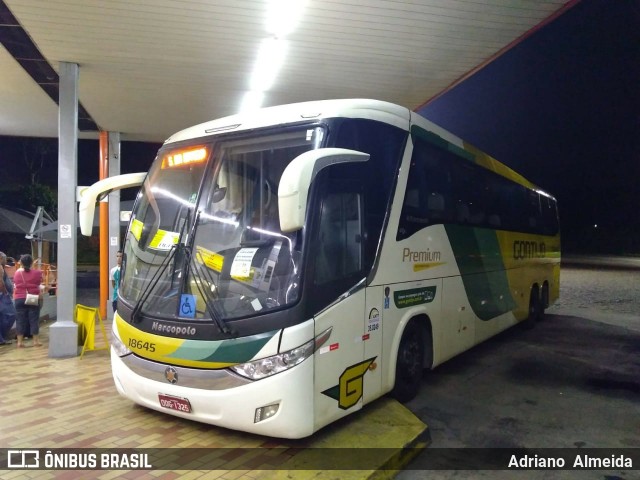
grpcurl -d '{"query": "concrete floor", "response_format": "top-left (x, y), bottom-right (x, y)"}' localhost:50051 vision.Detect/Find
top-left (397, 258), bottom-right (640, 480)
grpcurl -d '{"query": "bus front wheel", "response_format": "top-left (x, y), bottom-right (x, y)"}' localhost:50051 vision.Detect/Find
top-left (391, 321), bottom-right (424, 403)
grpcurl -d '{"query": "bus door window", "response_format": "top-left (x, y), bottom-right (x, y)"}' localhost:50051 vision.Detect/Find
top-left (314, 190), bottom-right (363, 286)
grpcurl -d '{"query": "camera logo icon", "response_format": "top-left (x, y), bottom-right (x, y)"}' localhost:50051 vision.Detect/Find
top-left (7, 450), bottom-right (40, 468)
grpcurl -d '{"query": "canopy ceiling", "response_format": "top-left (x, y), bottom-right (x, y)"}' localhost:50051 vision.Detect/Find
top-left (0, 0), bottom-right (573, 143)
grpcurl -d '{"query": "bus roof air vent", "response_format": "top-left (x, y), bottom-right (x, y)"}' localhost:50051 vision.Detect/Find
top-left (205, 123), bottom-right (241, 134)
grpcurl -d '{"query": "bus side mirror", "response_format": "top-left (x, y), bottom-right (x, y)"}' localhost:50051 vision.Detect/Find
top-left (211, 185), bottom-right (227, 203)
top-left (278, 148), bottom-right (369, 232)
top-left (78, 172), bottom-right (147, 236)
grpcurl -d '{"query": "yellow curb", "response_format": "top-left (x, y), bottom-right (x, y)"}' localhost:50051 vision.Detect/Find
top-left (260, 397), bottom-right (430, 480)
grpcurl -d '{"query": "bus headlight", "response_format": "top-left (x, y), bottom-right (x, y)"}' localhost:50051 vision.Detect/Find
top-left (110, 330), bottom-right (133, 357)
top-left (230, 339), bottom-right (314, 380)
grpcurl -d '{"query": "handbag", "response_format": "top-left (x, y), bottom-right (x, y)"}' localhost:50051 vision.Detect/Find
top-left (25, 293), bottom-right (40, 306)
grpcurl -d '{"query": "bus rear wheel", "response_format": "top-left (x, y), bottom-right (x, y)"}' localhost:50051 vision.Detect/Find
top-left (539, 283), bottom-right (549, 320)
top-left (523, 286), bottom-right (541, 328)
top-left (391, 321), bottom-right (424, 403)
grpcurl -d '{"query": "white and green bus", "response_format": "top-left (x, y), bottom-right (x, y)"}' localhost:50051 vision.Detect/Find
top-left (80, 99), bottom-right (560, 439)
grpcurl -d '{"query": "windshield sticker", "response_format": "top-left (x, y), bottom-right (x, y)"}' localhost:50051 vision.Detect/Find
top-left (180, 294), bottom-right (196, 318)
top-left (230, 248), bottom-right (258, 279)
top-left (196, 246), bottom-right (224, 272)
top-left (149, 229), bottom-right (180, 250)
top-left (251, 298), bottom-right (263, 311)
top-left (394, 286), bottom-right (437, 309)
top-left (130, 218), bottom-right (143, 241)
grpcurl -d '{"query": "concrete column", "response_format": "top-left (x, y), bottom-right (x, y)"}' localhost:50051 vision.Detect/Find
top-left (107, 132), bottom-right (121, 320)
top-left (49, 62), bottom-right (79, 358)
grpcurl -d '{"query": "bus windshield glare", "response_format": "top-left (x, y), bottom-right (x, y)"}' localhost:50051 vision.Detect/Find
top-left (120, 127), bottom-right (324, 322)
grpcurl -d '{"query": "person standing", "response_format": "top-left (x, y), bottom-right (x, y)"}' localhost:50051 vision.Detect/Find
top-left (110, 250), bottom-right (122, 313)
top-left (0, 251), bottom-right (16, 345)
top-left (13, 254), bottom-right (44, 348)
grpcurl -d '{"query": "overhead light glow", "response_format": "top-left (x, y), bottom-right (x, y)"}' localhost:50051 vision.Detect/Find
top-left (238, 1), bottom-right (306, 113)
top-left (239, 91), bottom-right (265, 112)
top-left (249, 37), bottom-right (287, 92)
top-left (266, 0), bottom-right (307, 36)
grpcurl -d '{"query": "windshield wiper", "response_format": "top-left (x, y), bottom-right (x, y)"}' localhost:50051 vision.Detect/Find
top-left (132, 208), bottom-right (192, 323)
top-left (185, 246), bottom-right (235, 337)
top-left (131, 244), bottom-right (178, 323)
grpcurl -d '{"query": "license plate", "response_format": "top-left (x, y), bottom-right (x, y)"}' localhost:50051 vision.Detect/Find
top-left (158, 394), bottom-right (192, 413)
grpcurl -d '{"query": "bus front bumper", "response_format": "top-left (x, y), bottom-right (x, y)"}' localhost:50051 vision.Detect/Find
top-left (111, 347), bottom-right (315, 439)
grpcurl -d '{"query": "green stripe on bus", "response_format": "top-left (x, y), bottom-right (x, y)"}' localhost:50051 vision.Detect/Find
top-left (410, 125), bottom-right (475, 163)
top-left (445, 225), bottom-right (516, 321)
top-left (168, 330), bottom-right (279, 364)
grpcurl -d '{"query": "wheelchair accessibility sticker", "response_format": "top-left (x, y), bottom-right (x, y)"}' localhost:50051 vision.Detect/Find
top-left (180, 294), bottom-right (196, 318)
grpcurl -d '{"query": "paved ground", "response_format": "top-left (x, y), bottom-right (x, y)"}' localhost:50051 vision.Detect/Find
top-left (9, 256), bottom-right (638, 479)
top-left (397, 257), bottom-right (640, 480)
top-left (0, 316), bottom-right (426, 480)
top-left (551, 256), bottom-right (640, 330)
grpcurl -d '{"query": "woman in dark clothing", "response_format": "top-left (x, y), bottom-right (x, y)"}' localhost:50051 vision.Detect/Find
top-left (0, 251), bottom-right (16, 345)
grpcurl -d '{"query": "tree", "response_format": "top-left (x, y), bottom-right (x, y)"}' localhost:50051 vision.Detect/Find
top-left (18, 183), bottom-right (57, 217)
top-left (21, 138), bottom-right (55, 185)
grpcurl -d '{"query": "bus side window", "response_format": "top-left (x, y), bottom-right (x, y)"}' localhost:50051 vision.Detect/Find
top-left (540, 195), bottom-right (559, 235)
top-left (527, 190), bottom-right (541, 230)
top-left (398, 138), bottom-right (454, 240)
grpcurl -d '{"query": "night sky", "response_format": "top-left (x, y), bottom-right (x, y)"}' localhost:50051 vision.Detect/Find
top-left (1, 0), bottom-right (638, 254)
top-left (418, 0), bottom-right (640, 253)
top-left (0, 137), bottom-right (160, 199)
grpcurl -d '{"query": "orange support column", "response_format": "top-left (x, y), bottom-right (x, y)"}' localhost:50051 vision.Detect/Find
top-left (99, 131), bottom-right (109, 321)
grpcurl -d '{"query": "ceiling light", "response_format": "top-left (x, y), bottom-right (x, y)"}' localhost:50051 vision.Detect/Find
top-left (266, 0), bottom-right (307, 36)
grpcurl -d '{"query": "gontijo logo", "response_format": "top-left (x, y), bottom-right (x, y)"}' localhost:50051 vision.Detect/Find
top-left (513, 240), bottom-right (546, 259)
top-left (321, 357), bottom-right (376, 410)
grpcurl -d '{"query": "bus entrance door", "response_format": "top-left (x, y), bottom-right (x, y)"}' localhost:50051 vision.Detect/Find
top-left (314, 289), bottom-right (366, 429)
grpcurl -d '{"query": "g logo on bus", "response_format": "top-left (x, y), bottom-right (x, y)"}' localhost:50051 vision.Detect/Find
top-left (321, 357), bottom-right (376, 410)
top-left (165, 367), bottom-right (178, 384)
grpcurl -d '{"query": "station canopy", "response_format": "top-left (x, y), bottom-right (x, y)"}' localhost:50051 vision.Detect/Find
top-left (0, 0), bottom-right (574, 143)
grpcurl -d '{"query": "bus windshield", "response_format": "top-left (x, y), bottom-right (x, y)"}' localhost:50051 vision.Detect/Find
top-left (120, 127), bottom-right (324, 322)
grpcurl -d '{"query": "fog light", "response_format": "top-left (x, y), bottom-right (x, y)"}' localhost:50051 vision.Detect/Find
top-left (254, 403), bottom-right (280, 423)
